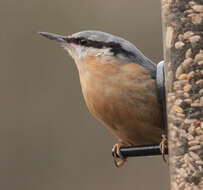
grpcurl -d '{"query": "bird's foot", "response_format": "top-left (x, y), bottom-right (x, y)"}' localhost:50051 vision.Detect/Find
top-left (160, 134), bottom-right (168, 162)
top-left (112, 143), bottom-right (127, 168)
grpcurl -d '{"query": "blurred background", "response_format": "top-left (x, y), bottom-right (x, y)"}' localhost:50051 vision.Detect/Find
top-left (0, 0), bottom-right (170, 189)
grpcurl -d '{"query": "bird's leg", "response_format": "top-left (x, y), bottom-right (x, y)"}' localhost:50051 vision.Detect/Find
top-left (112, 142), bottom-right (127, 168)
top-left (160, 134), bottom-right (168, 162)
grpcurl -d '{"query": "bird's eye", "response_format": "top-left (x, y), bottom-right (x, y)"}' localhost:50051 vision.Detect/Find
top-left (80, 39), bottom-right (88, 46)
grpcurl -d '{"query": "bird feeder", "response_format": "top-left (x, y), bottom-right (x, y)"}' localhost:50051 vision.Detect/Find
top-left (161, 0), bottom-right (203, 189)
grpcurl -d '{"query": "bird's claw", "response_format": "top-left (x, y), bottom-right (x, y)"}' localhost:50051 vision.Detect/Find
top-left (112, 143), bottom-right (127, 168)
top-left (160, 134), bottom-right (168, 163)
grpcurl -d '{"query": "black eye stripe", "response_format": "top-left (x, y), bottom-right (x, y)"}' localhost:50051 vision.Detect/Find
top-left (64, 36), bottom-right (156, 79)
top-left (64, 37), bottom-right (136, 58)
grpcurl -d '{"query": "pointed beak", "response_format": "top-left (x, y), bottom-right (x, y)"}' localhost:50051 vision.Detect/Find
top-left (38, 32), bottom-right (67, 43)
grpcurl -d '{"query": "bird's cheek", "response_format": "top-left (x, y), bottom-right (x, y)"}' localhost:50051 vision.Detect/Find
top-left (78, 48), bottom-right (87, 59)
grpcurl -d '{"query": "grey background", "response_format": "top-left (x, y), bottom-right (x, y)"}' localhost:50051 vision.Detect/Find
top-left (0, 0), bottom-right (170, 189)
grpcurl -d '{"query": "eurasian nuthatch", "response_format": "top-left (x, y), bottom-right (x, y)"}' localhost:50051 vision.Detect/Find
top-left (39, 31), bottom-right (165, 167)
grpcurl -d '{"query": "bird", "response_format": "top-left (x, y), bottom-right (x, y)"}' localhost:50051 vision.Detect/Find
top-left (39, 30), bottom-right (165, 167)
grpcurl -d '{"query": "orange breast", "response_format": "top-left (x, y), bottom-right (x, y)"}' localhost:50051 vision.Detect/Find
top-left (78, 57), bottom-right (163, 146)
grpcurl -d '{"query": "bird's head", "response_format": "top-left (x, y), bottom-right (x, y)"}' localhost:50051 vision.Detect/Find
top-left (39, 30), bottom-right (156, 77)
top-left (39, 30), bottom-right (140, 64)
